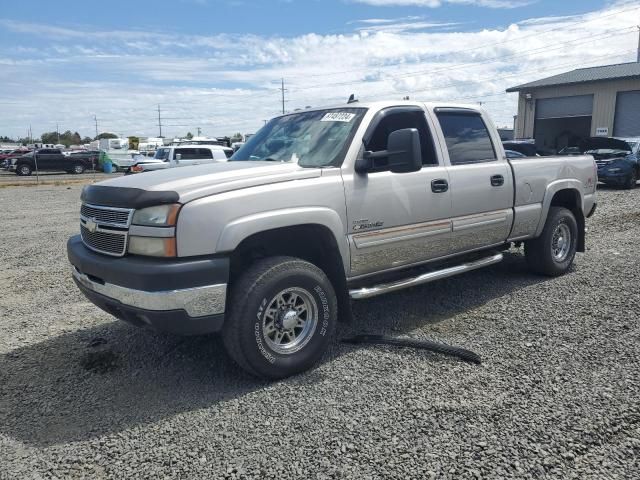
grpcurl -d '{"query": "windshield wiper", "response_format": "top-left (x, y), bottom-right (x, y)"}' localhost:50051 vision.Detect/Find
top-left (261, 157), bottom-right (285, 162)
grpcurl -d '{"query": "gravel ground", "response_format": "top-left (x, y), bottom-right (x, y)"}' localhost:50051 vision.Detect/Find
top-left (0, 171), bottom-right (122, 185)
top-left (0, 184), bottom-right (638, 479)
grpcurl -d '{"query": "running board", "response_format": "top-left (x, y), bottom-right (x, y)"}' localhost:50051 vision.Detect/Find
top-left (348, 253), bottom-right (504, 300)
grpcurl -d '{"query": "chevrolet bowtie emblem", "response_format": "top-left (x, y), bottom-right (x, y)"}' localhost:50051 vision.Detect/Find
top-left (85, 219), bottom-right (98, 233)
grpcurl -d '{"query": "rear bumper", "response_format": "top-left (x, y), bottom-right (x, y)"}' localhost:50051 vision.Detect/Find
top-left (67, 235), bottom-right (229, 335)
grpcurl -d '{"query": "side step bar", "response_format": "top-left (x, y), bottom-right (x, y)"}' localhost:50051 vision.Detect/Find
top-left (349, 253), bottom-right (504, 300)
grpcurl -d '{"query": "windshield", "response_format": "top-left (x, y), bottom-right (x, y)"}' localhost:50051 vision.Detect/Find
top-left (154, 148), bottom-right (171, 161)
top-left (231, 108), bottom-right (366, 167)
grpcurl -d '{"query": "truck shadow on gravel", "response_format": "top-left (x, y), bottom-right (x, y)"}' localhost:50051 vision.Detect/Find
top-left (0, 251), bottom-right (554, 447)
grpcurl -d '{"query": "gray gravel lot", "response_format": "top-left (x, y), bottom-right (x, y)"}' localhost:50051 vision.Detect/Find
top-left (0, 184), bottom-right (639, 479)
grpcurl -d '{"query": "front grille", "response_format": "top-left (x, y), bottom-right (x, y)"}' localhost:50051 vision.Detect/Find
top-left (81, 204), bottom-right (132, 227)
top-left (81, 224), bottom-right (127, 256)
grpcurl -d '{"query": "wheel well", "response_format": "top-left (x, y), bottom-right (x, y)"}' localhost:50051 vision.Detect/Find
top-left (229, 225), bottom-right (352, 321)
top-left (550, 189), bottom-right (585, 252)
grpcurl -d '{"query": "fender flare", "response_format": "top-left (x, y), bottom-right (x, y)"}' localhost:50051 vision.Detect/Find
top-left (216, 207), bottom-right (349, 269)
top-left (535, 179), bottom-right (584, 237)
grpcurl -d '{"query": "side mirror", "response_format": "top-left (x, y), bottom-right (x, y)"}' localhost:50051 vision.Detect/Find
top-left (387, 128), bottom-right (422, 173)
top-left (175, 153), bottom-right (182, 162)
top-left (357, 128), bottom-right (422, 174)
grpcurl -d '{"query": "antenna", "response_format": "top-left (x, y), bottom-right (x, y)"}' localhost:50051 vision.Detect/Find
top-left (280, 78), bottom-right (287, 114)
top-left (157, 104), bottom-right (163, 137)
top-left (347, 94), bottom-right (358, 104)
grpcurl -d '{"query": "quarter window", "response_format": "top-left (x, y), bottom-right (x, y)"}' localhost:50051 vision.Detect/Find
top-left (196, 148), bottom-right (213, 159)
top-left (436, 112), bottom-right (497, 165)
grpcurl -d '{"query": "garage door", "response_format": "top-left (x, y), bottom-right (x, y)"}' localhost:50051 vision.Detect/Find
top-left (536, 95), bottom-right (594, 119)
top-left (614, 90), bottom-right (640, 137)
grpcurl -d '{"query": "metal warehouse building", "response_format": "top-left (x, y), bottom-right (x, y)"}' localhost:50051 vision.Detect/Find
top-left (507, 62), bottom-right (640, 153)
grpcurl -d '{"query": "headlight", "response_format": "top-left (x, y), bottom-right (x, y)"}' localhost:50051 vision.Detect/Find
top-left (128, 236), bottom-right (176, 257)
top-left (132, 204), bottom-right (180, 226)
top-left (128, 203), bottom-right (181, 257)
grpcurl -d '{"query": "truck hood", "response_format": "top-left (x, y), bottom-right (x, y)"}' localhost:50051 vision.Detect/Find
top-left (83, 161), bottom-right (322, 206)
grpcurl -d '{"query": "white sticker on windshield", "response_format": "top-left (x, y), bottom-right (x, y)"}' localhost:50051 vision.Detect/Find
top-left (321, 112), bottom-right (356, 123)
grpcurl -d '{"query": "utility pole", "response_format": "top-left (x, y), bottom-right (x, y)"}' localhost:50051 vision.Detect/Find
top-left (157, 104), bottom-right (163, 138)
top-left (94, 115), bottom-right (99, 139)
top-left (637, 25), bottom-right (640, 63)
top-left (197, 127), bottom-right (201, 137)
top-left (280, 78), bottom-right (287, 115)
top-left (56, 123), bottom-right (60, 143)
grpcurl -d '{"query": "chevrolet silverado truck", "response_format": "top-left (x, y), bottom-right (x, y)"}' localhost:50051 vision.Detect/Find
top-left (67, 101), bottom-right (597, 379)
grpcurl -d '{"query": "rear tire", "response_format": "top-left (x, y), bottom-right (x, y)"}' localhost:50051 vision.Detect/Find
top-left (624, 169), bottom-right (637, 189)
top-left (72, 163), bottom-right (85, 174)
top-left (16, 164), bottom-right (32, 176)
top-left (525, 207), bottom-right (578, 277)
top-left (222, 256), bottom-right (337, 379)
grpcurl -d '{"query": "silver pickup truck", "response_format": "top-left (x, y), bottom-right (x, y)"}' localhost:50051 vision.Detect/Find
top-left (67, 101), bottom-right (597, 378)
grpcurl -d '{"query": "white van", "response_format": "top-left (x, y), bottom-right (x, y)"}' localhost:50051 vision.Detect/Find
top-left (128, 145), bottom-right (232, 173)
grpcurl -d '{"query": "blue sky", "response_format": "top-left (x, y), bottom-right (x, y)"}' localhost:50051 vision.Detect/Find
top-left (0, 0), bottom-right (637, 139)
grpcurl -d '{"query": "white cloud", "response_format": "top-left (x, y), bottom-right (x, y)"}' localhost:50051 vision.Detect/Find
top-left (351, 0), bottom-right (534, 9)
top-left (0, 1), bottom-right (638, 139)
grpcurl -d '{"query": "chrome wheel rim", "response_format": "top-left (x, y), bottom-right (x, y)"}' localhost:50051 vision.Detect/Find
top-left (74, 166), bottom-right (83, 174)
top-left (20, 166), bottom-right (29, 175)
top-left (262, 287), bottom-right (318, 355)
top-left (552, 223), bottom-right (571, 262)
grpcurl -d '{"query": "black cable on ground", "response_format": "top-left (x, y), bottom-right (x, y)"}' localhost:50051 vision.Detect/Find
top-left (341, 334), bottom-right (482, 365)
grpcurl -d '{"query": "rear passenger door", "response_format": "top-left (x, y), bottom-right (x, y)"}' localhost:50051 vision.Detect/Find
top-left (433, 108), bottom-right (513, 253)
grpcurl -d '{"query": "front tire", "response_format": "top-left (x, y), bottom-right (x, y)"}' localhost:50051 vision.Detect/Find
top-left (525, 207), bottom-right (578, 276)
top-left (222, 256), bottom-right (337, 379)
top-left (72, 163), bottom-right (85, 174)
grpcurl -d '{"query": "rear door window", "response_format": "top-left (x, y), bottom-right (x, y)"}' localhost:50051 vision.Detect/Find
top-left (435, 112), bottom-right (497, 165)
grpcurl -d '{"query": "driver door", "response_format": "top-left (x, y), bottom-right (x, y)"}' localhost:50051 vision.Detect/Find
top-left (342, 107), bottom-right (452, 278)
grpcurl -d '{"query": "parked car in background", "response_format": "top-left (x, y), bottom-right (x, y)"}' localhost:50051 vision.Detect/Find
top-left (126, 145), bottom-right (232, 174)
top-left (68, 100), bottom-right (597, 379)
top-left (582, 137), bottom-right (639, 189)
top-left (0, 148), bottom-right (30, 162)
top-left (9, 148), bottom-right (93, 175)
top-left (558, 146), bottom-right (582, 156)
top-left (505, 149), bottom-right (526, 159)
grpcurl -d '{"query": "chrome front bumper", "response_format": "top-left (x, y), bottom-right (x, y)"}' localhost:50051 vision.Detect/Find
top-left (72, 268), bottom-right (227, 318)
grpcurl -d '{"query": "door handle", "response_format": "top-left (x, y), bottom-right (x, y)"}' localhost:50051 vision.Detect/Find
top-left (491, 174), bottom-right (504, 187)
top-left (431, 179), bottom-right (449, 193)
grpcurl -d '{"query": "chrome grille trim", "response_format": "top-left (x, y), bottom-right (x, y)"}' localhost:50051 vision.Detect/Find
top-left (80, 203), bottom-right (133, 228)
top-left (80, 224), bottom-right (128, 257)
top-left (80, 203), bottom-right (133, 257)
